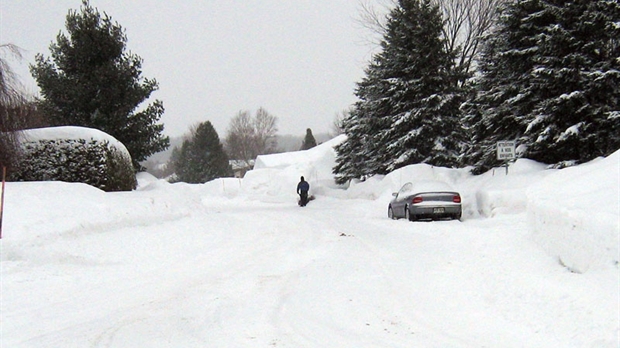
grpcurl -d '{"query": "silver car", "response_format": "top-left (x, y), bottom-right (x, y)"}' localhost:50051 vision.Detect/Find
top-left (388, 180), bottom-right (462, 221)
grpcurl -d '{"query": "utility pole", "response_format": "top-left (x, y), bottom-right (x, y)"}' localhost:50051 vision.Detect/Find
top-left (0, 166), bottom-right (6, 238)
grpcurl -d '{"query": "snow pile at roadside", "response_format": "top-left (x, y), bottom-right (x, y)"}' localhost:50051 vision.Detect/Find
top-left (249, 137), bottom-right (619, 273)
top-left (3, 179), bottom-right (196, 246)
top-left (251, 136), bottom-right (548, 219)
top-left (10, 131), bottom-right (617, 275)
top-left (2, 131), bottom-right (618, 347)
top-left (241, 135), bottom-right (345, 201)
top-left (459, 159), bottom-right (552, 218)
top-left (527, 150), bottom-right (620, 273)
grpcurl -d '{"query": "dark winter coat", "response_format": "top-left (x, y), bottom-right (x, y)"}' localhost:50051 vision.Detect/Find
top-left (297, 180), bottom-right (309, 194)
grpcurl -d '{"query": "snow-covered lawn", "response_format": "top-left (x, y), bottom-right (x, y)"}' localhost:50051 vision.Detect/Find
top-left (1, 137), bottom-right (618, 347)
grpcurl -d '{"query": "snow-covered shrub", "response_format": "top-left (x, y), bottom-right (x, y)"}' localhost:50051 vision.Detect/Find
top-left (10, 127), bottom-right (136, 191)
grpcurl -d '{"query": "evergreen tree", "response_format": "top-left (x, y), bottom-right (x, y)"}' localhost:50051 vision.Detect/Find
top-left (30, 1), bottom-right (169, 169)
top-left (460, 0), bottom-right (538, 173)
top-left (300, 128), bottom-right (317, 150)
top-left (333, 0), bottom-right (464, 182)
top-left (171, 139), bottom-right (190, 183)
top-left (526, 0), bottom-right (620, 165)
top-left (466, 0), bottom-right (620, 172)
top-left (173, 121), bottom-right (232, 183)
top-left (378, 0), bottom-right (464, 172)
top-left (333, 103), bottom-right (375, 184)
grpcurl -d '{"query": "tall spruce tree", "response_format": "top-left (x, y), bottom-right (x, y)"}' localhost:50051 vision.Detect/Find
top-left (333, 0), bottom-right (464, 182)
top-left (300, 128), bottom-right (317, 150)
top-left (173, 121), bottom-right (232, 183)
top-left (30, 1), bottom-right (169, 169)
top-left (378, 0), bottom-right (464, 171)
top-left (465, 0), bottom-right (620, 172)
top-left (526, 0), bottom-right (620, 165)
top-left (460, 0), bottom-right (540, 172)
top-left (333, 103), bottom-right (375, 184)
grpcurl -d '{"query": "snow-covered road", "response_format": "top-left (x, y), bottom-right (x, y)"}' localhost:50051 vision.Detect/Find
top-left (2, 137), bottom-right (618, 347)
top-left (2, 187), bottom-right (617, 347)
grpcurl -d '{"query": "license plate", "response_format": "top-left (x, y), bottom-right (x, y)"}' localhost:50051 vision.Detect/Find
top-left (433, 207), bottom-right (445, 214)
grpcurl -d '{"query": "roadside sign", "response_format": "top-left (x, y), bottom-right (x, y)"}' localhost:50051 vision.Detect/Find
top-left (497, 141), bottom-right (516, 161)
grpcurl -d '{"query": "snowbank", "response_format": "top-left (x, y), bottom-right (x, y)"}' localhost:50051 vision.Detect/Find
top-left (4, 173), bottom-right (198, 245)
top-left (2, 132), bottom-right (618, 346)
top-left (245, 135), bottom-right (619, 275)
top-left (340, 163), bottom-right (470, 202)
top-left (464, 159), bottom-right (551, 218)
top-left (242, 135), bottom-right (345, 201)
top-left (527, 151), bottom-right (620, 273)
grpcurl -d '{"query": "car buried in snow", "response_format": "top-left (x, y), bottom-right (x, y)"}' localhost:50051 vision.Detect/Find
top-left (388, 180), bottom-right (462, 221)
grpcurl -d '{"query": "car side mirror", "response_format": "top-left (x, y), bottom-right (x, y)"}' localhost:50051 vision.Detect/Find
top-left (392, 192), bottom-right (397, 197)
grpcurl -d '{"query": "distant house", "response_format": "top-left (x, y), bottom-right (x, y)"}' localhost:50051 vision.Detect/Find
top-left (230, 160), bottom-right (254, 178)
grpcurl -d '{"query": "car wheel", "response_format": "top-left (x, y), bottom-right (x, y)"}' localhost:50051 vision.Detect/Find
top-left (388, 206), bottom-right (396, 220)
top-left (405, 207), bottom-right (414, 221)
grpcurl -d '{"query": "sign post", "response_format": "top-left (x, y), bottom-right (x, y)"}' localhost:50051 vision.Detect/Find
top-left (496, 141), bottom-right (516, 174)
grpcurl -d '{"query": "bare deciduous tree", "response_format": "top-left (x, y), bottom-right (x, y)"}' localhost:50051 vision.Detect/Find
top-left (331, 108), bottom-right (351, 136)
top-left (437, 0), bottom-right (504, 75)
top-left (254, 107), bottom-right (278, 156)
top-left (225, 108), bottom-right (278, 166)
top-left (355, 0), bottom-right (396, 46)
top-left (225, 111), bottom-right (255, 166)
top-left (356, 0), bottom-right (504, 77)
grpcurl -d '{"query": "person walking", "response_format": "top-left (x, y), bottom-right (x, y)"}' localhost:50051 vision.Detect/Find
top-left (297, 176), bottom-right (310, 206)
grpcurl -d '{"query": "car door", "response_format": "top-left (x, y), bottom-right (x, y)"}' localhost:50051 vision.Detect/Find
top-left (392, 182), bottom-right (413, 217)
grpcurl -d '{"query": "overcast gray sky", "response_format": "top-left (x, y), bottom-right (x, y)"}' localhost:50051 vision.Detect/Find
top-left (1, 1), bottom-right (377, 137)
